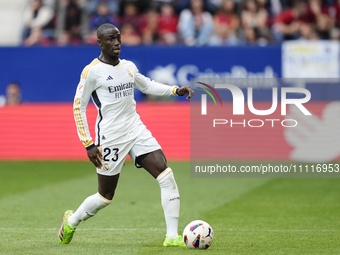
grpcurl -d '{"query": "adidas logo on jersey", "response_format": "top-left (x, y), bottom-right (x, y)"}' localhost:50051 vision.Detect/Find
top-left (107, 75), bottom-right (113, 81)
top-left (102, 135), bottom-right (106, 140)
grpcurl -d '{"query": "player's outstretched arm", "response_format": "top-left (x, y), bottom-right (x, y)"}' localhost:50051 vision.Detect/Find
top-left (177, 86), bottom-right (195, 100)
top-left (133, 68), bottom-right (195, 99)
top-left (87, 146), bottom-right (103, 168)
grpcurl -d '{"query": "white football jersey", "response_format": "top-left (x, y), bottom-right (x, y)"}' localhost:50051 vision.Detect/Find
top-left (73, 58), bottom-right (179, 149)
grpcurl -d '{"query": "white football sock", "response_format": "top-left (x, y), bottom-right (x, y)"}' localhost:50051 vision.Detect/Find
top-left (157, 167), bottom-right (180, 239)
top-left (68, 193), bottom-right (112, 228)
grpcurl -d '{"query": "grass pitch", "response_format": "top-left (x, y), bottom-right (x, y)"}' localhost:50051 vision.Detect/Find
top-left (0, 161), bottom-right (339, 254)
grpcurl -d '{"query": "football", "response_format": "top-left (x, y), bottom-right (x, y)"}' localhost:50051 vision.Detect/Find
top-left (182, 220), bottom-right (214, 249)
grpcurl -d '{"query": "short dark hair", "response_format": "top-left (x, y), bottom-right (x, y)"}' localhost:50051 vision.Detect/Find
top-left (8, 81), bottom-right (20, 89)
top-left (97, 23), bottom-right (118, 39)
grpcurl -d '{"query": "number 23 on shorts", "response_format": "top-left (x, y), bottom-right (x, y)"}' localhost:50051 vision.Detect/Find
top-left (103, 147), bottom-right (119, 162)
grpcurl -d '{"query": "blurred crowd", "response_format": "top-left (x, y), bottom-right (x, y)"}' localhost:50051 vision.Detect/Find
top-left (0, 82), bottom-right (22, 107)
top-left (22, 0), bottom-right (340, 47)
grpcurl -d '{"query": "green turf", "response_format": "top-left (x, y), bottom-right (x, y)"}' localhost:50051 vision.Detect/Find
top-left (0, 161), bottom-right (93, 198)
top-left (0, 161), bottom-right (339, 254)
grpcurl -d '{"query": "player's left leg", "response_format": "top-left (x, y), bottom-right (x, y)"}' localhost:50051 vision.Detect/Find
top-left (136, 149), bottom-right (185, 247)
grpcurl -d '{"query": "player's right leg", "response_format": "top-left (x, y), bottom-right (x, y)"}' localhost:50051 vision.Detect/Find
top-left (58, 173), bottom-right (119, 244)
top-left (59, 139), bottom-right (128, 244)
top-left (68, 174), bottom-right (119, 226)
top-left (58, 174), bottom-right (119, 244)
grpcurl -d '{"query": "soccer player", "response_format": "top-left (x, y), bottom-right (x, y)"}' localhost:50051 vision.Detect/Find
top-left (58, 23), bottom-right (194, 247)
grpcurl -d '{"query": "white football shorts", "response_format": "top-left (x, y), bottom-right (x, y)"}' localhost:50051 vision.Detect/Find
top-left (96, 123), bottom-right (162, 176)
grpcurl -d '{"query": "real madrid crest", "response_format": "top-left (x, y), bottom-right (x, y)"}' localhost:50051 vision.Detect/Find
top-left (103, 163), bottom-right (109, 171)
top-left (127, 69), bottom-right (133, 78)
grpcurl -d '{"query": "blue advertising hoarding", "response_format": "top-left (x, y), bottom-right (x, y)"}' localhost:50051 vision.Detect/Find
top-left (0, 46), bottom-right (281, 102)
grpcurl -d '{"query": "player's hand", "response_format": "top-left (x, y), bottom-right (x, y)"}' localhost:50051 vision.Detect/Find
top-left (177, 86), bottom-right (195, 100)
top-left (87, 146), bottom-right (103, 168)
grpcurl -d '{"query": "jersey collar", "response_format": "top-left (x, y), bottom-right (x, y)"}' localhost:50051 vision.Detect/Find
top-left (97, 58), bottom-right (121, 67)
